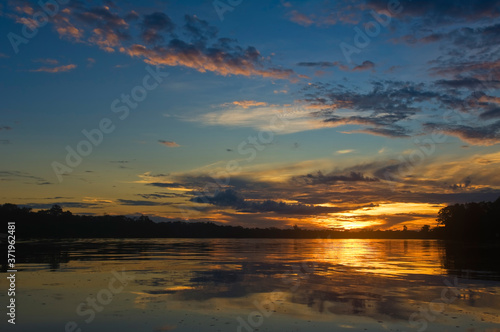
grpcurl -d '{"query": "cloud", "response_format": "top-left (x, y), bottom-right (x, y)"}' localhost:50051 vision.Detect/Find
top-left (109, 160), bottom-right (131, 164)
top-left (336, 149), bottom-right (354, 154)
top-left (8, 2), bottom-right (294, 80)
top-left (285, 2), bottom-right (364, 27)
top-left (0, 140), bottom-right (10, 144)
top-left (30, 64), bottom-right (77, 73)
top-left (352, 60), bottom-right (375, 72)
top-left (287, 10), bottom-right (314, 26)
top-left (191, 189), bottom-right (349, 215)
top-left (297, 61), bottom-right (339, 68)
top-left (158, 140), bottom-right (180, 147)
top-left (423, 121), bottom-right (500, 146)
top-left (480, 108), bottom-right (500, 120)
top-left (124, 41), bottom-right (295, 80)
top-left (183, 14), bottom-right (217, 42)
top-left (434, 77), bottom-right (497, 89)
top-left (346, 126), bottom-right (410, 138)
top-left (148, 182), bottom-right (184, 188)
top-left (0, 171), bottom-right (50, 184)
top-left (365, 0), bottom-right (500, 23)
top-left (293, 171), bottom-right (379, 186)
top-left (0, 53), bottom-right (9, 59)
top-left (137, 193), bottom-right (188, 199)
top-left (299, 79), bottom-right (500, 143)
top-left (0, 126), bottom-right (12, 131)
top-left (23, 202), bottom-right (99, 209)
top-left (229, 100), bottom-right (268, 108)
top-left (34, 58), bottom-right (59, 65)
top-left (192, 105), bottom-right (332, 133)
top-left (117, 199), bottom-right (171, 206)
top-left (141, 12), bottom-right (175, 44)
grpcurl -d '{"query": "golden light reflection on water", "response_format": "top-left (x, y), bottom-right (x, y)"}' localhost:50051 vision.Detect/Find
top-left (1, 239), bottom-right (499, 332)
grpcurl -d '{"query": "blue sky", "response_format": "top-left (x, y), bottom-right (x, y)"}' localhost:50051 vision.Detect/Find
top-left (1, 0), bottom-right (500, 229)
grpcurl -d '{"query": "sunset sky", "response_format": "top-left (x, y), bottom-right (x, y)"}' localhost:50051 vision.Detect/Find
top-left (1, 0), bottom-right (499, 230)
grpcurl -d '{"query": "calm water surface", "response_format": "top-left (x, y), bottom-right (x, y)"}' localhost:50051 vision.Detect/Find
top-left (1, 239), bottom-right (499, 331)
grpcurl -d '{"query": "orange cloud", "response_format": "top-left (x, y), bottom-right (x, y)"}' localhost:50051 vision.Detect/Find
top-left (230, 100), bottom-right (268, 108)
top-left (30, 64), bottom-right (77, 73)
top-left (124, 44), bottom-right (295, 80)
top-left (288, 10), bottom-right (314, 26)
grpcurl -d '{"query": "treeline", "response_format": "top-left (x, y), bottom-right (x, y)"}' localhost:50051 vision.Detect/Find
top-left (1, 197), bottom-right (499, 240)
top-left (437, 196), bottom-right (500, 241)
top-left (1, 203), bottom-right (438, 239)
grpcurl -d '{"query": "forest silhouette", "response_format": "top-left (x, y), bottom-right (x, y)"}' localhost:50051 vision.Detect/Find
top-left (1, 196), bottom-right (499, 240)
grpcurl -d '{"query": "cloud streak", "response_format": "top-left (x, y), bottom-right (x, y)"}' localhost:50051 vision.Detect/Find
top-left (158, 140), bottom-right (180, 147)
top-left (29, 64), bottom-right (77, 73)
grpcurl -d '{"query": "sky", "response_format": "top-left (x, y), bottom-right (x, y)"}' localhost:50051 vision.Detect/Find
top-left (1, 0), bottom-right (500, 230)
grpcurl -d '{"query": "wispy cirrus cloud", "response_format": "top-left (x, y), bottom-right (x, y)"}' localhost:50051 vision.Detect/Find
top-left (0, 171), bottom-right (51, 185)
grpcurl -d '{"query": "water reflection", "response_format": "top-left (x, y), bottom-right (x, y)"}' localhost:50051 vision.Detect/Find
top-left (1, 239), bottom-right (499, 331)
